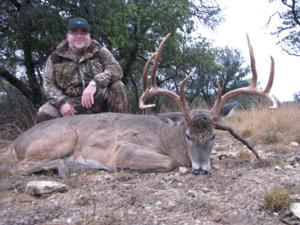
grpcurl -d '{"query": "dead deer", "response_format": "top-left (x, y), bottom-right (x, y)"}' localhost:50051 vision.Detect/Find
top-left (0, 33), bottom-right (275, 177)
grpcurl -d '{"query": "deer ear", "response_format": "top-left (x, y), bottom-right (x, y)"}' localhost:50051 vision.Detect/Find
top-left (219, 100), bottom-right (239, 117)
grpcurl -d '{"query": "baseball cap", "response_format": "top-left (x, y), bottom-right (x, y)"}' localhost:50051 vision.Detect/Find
top-left (67, 17), bottom-right (90, 32)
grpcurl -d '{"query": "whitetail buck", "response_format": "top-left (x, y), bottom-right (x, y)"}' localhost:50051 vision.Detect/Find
top-left (0, 33), bottom-right (275, 177)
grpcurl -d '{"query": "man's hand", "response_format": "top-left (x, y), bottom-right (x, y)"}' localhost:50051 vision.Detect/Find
top-left (60, 103), bottom-right (77, 116)
top-left (81, 82), bottom-right (97, 108)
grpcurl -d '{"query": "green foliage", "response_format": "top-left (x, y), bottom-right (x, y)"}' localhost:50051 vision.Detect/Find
top-left (270, 0), bottom-right (300, 56)
top-left (293, 91), bottom-right (300, 103)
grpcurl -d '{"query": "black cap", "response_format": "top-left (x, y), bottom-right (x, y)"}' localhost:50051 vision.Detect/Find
top-left (67, 17), bottom-right (90, 32)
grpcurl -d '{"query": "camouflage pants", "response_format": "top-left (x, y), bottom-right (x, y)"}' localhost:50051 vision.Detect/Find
top-left (37, 80), bottom-right (128, 122)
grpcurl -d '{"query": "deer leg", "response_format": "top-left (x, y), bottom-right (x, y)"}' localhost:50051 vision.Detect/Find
top-left (12, 159), bottom-right (69, 178)
top-left (13, 125), bottom-right (78, 162)
top-left (110, 144), bottom-right (176, 172)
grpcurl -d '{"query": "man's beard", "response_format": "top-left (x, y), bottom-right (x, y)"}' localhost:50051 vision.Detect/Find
top-left (72, 42), bottom-right (87, 49)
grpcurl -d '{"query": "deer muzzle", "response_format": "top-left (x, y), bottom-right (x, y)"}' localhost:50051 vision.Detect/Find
top-left (192, 168), bottom-right (208, 175)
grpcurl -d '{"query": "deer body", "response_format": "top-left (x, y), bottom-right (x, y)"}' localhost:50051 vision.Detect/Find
top-left (2, 112), bottom-right (212, 176)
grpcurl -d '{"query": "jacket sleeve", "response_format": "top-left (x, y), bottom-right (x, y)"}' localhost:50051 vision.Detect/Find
top-left (43, 56), bottom-right (68, 108)
top-left (93, 47), bottom-right (123, 88)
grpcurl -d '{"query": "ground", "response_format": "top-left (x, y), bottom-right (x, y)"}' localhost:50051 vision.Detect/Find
top-left (0, 134), bottom-right (299, 225)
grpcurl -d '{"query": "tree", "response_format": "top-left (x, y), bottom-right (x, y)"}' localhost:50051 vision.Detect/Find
top-left (1, 0), bottom-right (66, 106)
top-left (269, 0), bottom-right (300, 56)
top-left (293, 91), bottom-right (300, 103)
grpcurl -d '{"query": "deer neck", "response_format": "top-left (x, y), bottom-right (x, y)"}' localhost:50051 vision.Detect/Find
top-left (159, 121), bottom-right (190, 166)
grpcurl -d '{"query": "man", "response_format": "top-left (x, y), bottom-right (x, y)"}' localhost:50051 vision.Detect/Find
top-left (37, 17), bottom-right (128, 122)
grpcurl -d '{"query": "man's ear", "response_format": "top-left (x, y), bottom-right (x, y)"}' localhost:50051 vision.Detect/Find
top-left (219, 100), bottom-right (239, 117)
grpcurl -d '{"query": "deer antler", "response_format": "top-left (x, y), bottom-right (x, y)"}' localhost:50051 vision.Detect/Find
top-left (139, 33), bottom-right (193, 122)
top-left (210, 34), bottom-right (277, 122)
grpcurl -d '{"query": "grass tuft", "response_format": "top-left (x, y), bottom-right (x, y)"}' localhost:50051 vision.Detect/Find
top-left (237, 149), bottom-right (253, 161)
top-left (263, 186), bottom-right (292, 212)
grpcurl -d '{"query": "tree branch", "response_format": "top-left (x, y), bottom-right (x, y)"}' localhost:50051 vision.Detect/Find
top-left (0, 68), bottom-right (37, 104)
top-left (215, 124), bottom-right (261, 160)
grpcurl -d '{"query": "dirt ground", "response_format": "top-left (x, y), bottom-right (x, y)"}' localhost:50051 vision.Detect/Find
top-left (0, 134), bottom-right (300, 225)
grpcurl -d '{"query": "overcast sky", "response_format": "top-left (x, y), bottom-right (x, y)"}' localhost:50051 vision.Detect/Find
top-left (197, 0), bottom-right (300, 102)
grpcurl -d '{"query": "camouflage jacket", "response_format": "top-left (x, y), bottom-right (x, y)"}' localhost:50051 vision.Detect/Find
top-left (43, 39), bottom-right (123, 108)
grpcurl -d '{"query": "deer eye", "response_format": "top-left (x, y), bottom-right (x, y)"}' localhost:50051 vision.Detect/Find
top-left (185, 131), bottom-right (192, 141)
top-left (186, 134), bottom-right (192, 141)
top-left (211, 134), bottom-right (215, 140)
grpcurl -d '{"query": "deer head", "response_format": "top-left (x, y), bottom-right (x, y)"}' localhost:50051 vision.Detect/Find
top-left (139, 33), bottom-right (275, 175)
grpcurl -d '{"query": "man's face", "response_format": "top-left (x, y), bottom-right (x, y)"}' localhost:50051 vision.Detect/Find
top-left (67, 28), bottom-right (91, 49)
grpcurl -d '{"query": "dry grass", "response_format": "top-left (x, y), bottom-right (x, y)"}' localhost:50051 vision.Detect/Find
top-left (237, 149), bottom-right (253, 161)
top-left (263, 186), bottom-right (292, 212)
top-left (222, 105), bottom-right (300, 145)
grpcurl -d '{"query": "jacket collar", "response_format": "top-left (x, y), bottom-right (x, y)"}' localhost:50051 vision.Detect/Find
top-left (55, 39), bottom-right (102, 62)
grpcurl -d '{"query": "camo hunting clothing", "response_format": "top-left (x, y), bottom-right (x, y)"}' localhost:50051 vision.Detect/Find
top-left (38, 39), bottom-right (128, 121)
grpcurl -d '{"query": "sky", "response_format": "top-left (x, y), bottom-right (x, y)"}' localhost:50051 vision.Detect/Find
top-left (196, 0), bottom-right (300, 102)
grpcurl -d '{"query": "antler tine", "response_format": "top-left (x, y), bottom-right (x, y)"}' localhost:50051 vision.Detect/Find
top-left (264, 56), bottom-right (274, 94)
top-left (247, 33), bottom-right (258, 87)
top-left (142, 53), bottom-right (157, 92)
top-left (210, 81), bottom-right (223, 122)
top-left (210, 35), bottom-right (276, 122)
top-left (150, 33), bottom-right (171, 87)
top-left (179, 74), bottom-right (193, 122)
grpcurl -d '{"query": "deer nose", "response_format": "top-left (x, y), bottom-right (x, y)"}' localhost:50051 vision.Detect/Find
top-left (192, 168), bottom-right (208, 175)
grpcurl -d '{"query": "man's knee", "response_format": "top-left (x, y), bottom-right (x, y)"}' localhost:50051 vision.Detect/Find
top-left (37, 102), bottom-right (61, 122)
top-left (108, 80), bottom-right (128, 113)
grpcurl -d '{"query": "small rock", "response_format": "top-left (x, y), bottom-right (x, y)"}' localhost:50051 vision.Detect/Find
top-left (155, 201), bottom-right (162, 206)
top-left (66, 217), bottom-right (72, 224)
top-left (290, 142), bottom-right (299, 147)
top-left (104, 175), bottom-right (113, 180)
top-left (283, 165), bottom-right (294, 170)
top-left (128, 209), bottom-right (135, 215)
top-left (292, 194), bottom-right (300, 201)
top-left (287, 156), bottom-right (300, 163)
top-left (25, 180), bottom-right (68, 196)
top-left (290, 203), bottom-right (300, 219)
top-left (202, 187), bottom-right (210, 193)
top-left (274, 165), bottom-right (282, 171)
top-left (167, 200), bottom-right (176, 209)
top-left (212, 165), bottom-right (220, 170)
top-left (179, 167), bottom-right (189, 174)
top-left (187, 190), bottom-right (196, 197)
top-left (144, 204), bottom-right (152, 211)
